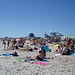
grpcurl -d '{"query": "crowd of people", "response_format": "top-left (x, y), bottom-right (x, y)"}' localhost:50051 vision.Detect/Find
top-left (2, 36), bottom-right (75, 61)
top-left (54, 45), bottom-right (74, 55)
top-left (2, 39), bottom-right (25, 50)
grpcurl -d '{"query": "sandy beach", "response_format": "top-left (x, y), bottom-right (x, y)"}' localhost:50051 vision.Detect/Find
top-left (0, 40), bottom-right (75, 75)
top-left (0, 0), bottom-right (75, 74)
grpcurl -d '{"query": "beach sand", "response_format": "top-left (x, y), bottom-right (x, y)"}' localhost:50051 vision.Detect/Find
top-left (0, 40), bottom-right (75, 75)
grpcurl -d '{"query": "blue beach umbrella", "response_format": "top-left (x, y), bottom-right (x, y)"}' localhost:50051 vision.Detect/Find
top-left (42, 45), bottom-right (51, 52)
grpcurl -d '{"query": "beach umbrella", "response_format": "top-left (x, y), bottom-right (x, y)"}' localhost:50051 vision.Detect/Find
top-left (69, 35), bottom-right (75, 39)
top-left (16, 39), bottom-right (20, 41)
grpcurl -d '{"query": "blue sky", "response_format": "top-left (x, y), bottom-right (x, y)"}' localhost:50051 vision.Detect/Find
top-left (0, 0), bottom-right (75, 38)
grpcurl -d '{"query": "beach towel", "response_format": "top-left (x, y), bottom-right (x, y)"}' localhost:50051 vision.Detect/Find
top-left (55, 54), bottom-right (61, 56)
top-left (70, 53), bottom-right (75, 56)
top-left (42, 45), bottom-right (51, 52)
top-left (33, 61), bottom-right (50, 65)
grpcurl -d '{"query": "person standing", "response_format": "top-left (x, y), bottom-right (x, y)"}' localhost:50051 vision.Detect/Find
top-left (7, 40), bottom-right (10, 49)
top-left (3, 40), bottom-right (6, 50)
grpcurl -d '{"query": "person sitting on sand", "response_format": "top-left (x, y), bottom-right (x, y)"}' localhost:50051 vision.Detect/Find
top-left (62, 45), bottom-right (67, 55)
top-left (26, 45), bottom-right (30, 51)
top-left (60, 45), bottom-right (63, 50)
top-left (25, 45), bottom-right (33, 52)
top-left (70, 45), bottom-right (74, 54)
top-left (54, 46), bottom-right (62, 54)
top-left (40, 47), bottom-right (46, 57)
top-left (66, 46), bottom-right (70, 55)
top-left (33, 47), bottom-right (46, 61)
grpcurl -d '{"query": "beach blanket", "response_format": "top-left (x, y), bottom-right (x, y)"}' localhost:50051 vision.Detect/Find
top-left (42, 45), bottom-right (51, 52)
top-left (70, 53), bottom-right (75, 56)
top-left (33, 61), bottom-right (50, 65)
